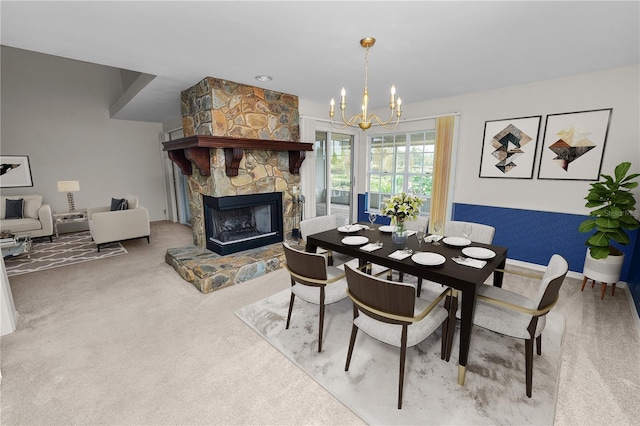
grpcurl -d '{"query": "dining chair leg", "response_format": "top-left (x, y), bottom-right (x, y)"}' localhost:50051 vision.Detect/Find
top-left (345, 323), bottom-right (359, 371)
top-left (536, 334), bottom-right (542, 356)
top-left (286, 292), bottom-right (296, 329)
top-left (525, 338), bottom-right (534, 398)
top-left (398, 326), bottom-right (408, 409)
top-left (318, 287), bottom-right (325, 352)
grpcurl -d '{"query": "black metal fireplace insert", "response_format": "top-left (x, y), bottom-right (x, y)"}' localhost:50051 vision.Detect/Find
top-left (203, 192), bottom-right (283, 255)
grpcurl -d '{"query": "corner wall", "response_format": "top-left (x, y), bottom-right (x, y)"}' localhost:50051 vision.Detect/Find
top-left (1, 46), bottom-right (166, 220)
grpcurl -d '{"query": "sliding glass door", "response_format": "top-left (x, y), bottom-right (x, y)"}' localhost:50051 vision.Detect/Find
top-left (314, 131), bottom-right (354, 225)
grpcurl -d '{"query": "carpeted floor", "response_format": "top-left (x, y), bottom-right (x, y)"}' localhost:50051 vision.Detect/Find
top-left (3, 231), bottom-right (126, 276)
top-left (1, 221), bottom-right (638, 425)
top-left (236, 287), bottom-right (565, 425)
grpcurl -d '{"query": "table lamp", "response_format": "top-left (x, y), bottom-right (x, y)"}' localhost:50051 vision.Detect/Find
top-left (57, 180), bottom-right (80, 212)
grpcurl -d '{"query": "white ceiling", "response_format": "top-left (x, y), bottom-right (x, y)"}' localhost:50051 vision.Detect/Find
top-left (2, 1), bottom-right (639, 124)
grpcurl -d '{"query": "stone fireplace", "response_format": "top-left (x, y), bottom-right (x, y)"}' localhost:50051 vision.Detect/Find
top-left (163, 77), bottom-right (313, 293)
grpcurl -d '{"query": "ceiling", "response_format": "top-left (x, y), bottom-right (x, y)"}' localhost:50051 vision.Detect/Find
top-left (2, 1), bottom-right (639, 124)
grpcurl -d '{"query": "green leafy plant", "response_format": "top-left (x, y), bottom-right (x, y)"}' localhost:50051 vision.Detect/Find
top-left (578, 162), bottom-right (640, 259)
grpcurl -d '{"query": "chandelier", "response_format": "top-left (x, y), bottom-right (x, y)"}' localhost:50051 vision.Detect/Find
top-left (329, 37), bottom-right (402, 131)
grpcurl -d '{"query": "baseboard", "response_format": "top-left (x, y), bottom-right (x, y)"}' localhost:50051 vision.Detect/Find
top-left (506, 258), bottom-right (627, 288)
top-left (507, 258), bottom-right (640, 338)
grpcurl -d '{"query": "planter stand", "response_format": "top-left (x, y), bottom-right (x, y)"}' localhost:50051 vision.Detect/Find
top-left (581, 277), bottom-right (617, 300)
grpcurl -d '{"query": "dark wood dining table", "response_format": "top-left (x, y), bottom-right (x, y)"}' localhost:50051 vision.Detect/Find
top-left (305, 224), bottom-right (508, 386)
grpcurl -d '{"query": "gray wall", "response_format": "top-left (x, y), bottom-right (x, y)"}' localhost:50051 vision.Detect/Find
top-left (1, 47), bottom-right (167, 221)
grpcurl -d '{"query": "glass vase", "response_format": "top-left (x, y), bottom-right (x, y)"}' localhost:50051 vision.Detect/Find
top-left (391, 218), bottom-right (408, 246)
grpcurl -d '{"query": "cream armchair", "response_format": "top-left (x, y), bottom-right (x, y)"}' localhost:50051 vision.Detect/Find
top-left (87, 195), bottom-right (150, 252)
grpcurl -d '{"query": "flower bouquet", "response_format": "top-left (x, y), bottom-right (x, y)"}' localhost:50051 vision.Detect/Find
top-left (383, 193), bottom-right (423, 243)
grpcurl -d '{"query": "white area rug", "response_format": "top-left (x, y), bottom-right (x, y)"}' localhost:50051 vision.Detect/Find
top-left (236, 288), bottom-right (565, 425)
top-left (4, 231), bottom-right (127, 276)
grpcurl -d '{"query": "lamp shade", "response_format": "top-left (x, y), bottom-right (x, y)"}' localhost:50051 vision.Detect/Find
top-left (57, 180), bottom-right (80, 192)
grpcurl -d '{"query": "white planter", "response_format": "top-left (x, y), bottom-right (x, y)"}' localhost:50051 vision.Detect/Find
top-left (583, 249), bottom-right (624, 284)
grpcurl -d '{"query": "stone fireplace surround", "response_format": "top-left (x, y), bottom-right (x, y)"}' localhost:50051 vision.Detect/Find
top-left (164, 77), bottom-right (312, 294)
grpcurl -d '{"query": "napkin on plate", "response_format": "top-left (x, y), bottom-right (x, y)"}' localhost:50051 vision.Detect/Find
top-left (424, 235), bottom-right (443, 243)
top-left (360, 243), bottom-right (382, 252)
top-left (388, 250), bottom-right (412, 260)
top-left (452, 257), bottom-right (487, 269)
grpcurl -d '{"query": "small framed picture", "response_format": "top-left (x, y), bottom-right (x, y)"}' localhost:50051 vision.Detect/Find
top-left (537, 108), bottom-right (612, 181)
top-left (0, 155), bottom-right (33, 188)
top-left (479, 116), bottom-right (542, 179)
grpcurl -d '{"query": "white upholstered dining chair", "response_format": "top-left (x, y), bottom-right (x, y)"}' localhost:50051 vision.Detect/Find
top-left (343, 263), bottom-right (454, 409)
top-left (462, 254), bottom-right (568, 397)
top-left (416, 220), bottom-right (496, 297)
top-left (282, 242), bottom-right (348, 352)
top-left (300, 215), bottom-right (352, 266)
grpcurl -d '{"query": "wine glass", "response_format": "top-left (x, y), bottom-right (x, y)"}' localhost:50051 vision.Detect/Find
top-left (416, 225), bottom-right (425, 250)
top-left (368, 212), bottom-right (377, 230)
top-left (462, 223), bottom-right (472, 242)
top-left (432, 222), bottom-right (442, 245)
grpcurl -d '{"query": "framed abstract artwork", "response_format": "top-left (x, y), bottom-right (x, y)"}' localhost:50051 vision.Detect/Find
top-left (479, 115), bottom-right (542, 179)
top-left (0, 155), bottom-right (33, 188)
top-left (537, 108), bottom-right (612, 181)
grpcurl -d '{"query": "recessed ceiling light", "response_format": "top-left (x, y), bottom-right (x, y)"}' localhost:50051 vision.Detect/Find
top-left (255, 75), bottom-right (273, 82)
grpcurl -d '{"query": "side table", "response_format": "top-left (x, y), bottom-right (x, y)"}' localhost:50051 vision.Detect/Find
top-left (1, 235), bottom-right (33, 259)
top-left (52, 209), bottom-right (88, 237)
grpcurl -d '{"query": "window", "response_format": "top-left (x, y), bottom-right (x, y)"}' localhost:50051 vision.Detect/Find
top-left (368, 131), bottom-right (435, 215)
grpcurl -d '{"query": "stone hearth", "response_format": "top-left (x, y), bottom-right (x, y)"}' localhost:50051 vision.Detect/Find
top-left (165, 243), bottom-right (287, 294)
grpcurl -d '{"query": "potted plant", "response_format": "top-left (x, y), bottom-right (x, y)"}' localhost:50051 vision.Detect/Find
top-left (578, 161), bottom-right (639, 284)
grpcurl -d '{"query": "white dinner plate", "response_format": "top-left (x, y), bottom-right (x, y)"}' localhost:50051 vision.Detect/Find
top-left (411, 252), bottom-right (446, 266)
top-left (338, 225), bottom-right (363, 233)
top-left (341, 236), bottom-right (369, 246)
top-left (462, 247), bottom-right (496, 260)
top-left (378, 225), bottom-right (395, 233)
top-left (442, 237), bottom-right (471, 247)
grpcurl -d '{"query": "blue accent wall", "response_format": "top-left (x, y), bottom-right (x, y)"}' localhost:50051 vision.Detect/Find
top-left (357, 193), bottom-right (638, 285)
top-left (627, 230), bottom-right (640, 317)
top-left (452, 203), bottom-right (637, 281)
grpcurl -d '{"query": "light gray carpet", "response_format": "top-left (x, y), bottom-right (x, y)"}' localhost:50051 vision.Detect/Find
top-left (3, 231), bottom-right (126, 276)
top-left (1, 221), bottom-right (638, 425)
top-left (236, 288), bottom-right (565, 425)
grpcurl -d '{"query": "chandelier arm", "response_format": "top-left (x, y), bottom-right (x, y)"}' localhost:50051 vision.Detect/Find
top-left (342, 109), bottom-right (364, 127)
top-left (368, 112), bottom-right (401, 130)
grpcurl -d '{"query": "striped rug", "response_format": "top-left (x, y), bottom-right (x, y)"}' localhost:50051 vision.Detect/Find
top-left (3, 231), bottom-right (127, 276)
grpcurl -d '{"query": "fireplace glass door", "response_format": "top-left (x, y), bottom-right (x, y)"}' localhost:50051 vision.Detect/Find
top-left (203, 192), bottom-right (283, 255)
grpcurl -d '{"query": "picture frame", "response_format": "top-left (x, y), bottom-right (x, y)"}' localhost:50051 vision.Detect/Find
top-left (537, 108), bottom-right (612, 181)
top-left (479, 115), bottom-right (542, 179)
top-left (0, 155), bottom-right (34, 188)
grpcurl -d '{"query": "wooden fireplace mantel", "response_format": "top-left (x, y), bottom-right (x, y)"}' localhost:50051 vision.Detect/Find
top-left (162, 135), bottom-right (314, 177)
